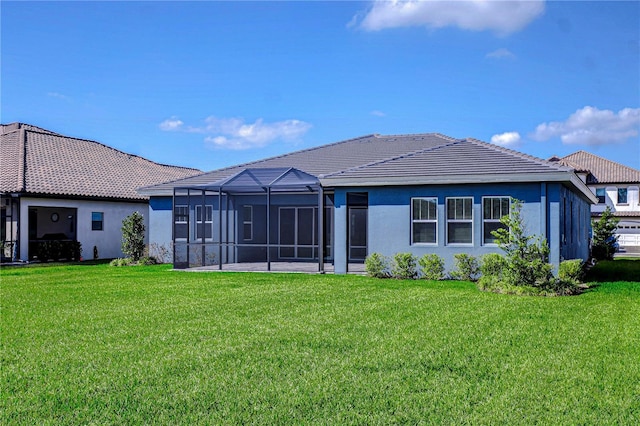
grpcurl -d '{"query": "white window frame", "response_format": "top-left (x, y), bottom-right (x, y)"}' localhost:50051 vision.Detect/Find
top-left (174, 205), bottom-right (188, 224)
top-left (243, 205), bottom-right (253, 241)
top-left (411, 197), bottom-right (437, 245)
top-left (446, 197), bottom-right (473, 246)
top-left (91, 212), bottom-right (104, 231)
top-left (482, 196), bottom-right (510, 245)
top-left (618, 187), bottom-right (628, 205)
top-left (195, 205), bottom-right (213, 240)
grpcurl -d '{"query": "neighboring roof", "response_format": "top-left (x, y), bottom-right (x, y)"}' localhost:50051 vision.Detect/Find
top-left (554, 151), bottom-right (640, 184)
top-left (592, 211), bottom-right (640, 218)
top-left (1, 123), bottom-right (201, 200)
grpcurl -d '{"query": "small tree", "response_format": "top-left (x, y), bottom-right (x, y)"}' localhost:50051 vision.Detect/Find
top-left (591, 206), bottom-right (619, 260)
top-left (492, 199), bottom-right (552, 288)
top-left (121, 211), bottom-right (145, 261)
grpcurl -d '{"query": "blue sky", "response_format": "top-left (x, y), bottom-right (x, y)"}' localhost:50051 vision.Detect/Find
top-left (2, 1), bottom-right (639, 171)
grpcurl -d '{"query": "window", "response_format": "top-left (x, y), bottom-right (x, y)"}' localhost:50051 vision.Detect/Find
top-left (483, 197), bottom-right (509, 244)
top-left (596, 188), bottom-right (606, 204)
top-left (411, 197), bottom-right (437, 244)
top-left (91, 212), bottom-right (103, 231)
top-left (243, 205), bottom-right (253, 241)
top-left (174, 205), bottom-right (188, 240)
top-left (618, 188), bottom-right (628, 204)
top-left (174, 205), bottom-right (188, 223)
top-left (195, 205), bottom-right (213, 240)
top-left (447, 197), bottom-right (473, 244)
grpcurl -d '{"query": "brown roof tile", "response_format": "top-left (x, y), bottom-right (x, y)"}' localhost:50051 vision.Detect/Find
top-left (558, 151), bottom-right (640, 184)
top-left (1, 123), bottom-right (201, 200)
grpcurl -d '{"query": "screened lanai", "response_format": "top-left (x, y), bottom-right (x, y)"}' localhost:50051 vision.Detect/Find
top-left (172, 168), bottom-right (334, 272)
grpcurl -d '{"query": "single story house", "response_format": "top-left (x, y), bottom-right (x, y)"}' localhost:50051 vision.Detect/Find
top-left (139, 133), bottom-right (597, 273)
top-left (550, 151), bottom-right (640, 253)
top-left (1, 123), bottom-right (201, 262)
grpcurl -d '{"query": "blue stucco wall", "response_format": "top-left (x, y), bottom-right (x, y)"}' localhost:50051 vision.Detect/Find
top-left (148, 180), bottom-right (591, 272)
top-left (333, 182), bottom-right (589, 274)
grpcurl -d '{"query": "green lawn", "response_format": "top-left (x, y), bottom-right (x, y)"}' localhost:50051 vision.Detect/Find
top-left (1, 263), bottom-right (639, 424)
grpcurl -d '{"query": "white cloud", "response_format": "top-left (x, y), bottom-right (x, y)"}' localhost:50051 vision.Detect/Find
top-left (160, 116), bottom-right (312, 150)
top-left (352, 0), bottom-right (545, 35)
top-left (486, 48), bottom-right (516, 60)
top-left (371, 110), bottom-right (386, 117)
top-left (531, 106), bottom-right (640, 146)
top-left (159, 117), bottom-right (184, 131)
top-left (47, 92), bottom-right (71, 101)
top-left (490, 131), bottom-right (521, 146)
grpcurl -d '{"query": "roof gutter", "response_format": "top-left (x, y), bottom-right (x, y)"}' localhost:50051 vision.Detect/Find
top-left (320, 171), bottom-right (598, 204)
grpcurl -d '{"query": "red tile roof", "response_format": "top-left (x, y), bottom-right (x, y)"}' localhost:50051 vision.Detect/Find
top-left (557, 151), bottom-right (640, 184)
top-left (1, 123), bottom-right (201, 200)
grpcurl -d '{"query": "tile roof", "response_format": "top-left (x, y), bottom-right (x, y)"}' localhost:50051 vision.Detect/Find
top-left (140, 133), bottom-right (578, 194)
top-left (1, 123), bottom-right (201, 200)
top-left (141, 133), bottom-right (460, 192)
top-left (555, 151), bottom-right (640, 184)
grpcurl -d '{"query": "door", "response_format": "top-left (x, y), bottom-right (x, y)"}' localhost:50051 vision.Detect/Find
top-left (348, 206), bottom-right (367, 262)
top-left (279, 207), bottom-right (316, 259)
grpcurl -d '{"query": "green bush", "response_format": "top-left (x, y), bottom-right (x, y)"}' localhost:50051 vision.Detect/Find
top-left (480, 253), bottom-right (507, 279)
top-left (121, 212), bottom-right (146, 262)
top-left (591, 207), bottom-right (619, 260)
top-left (492, 199), bottom-right (553, 288)
top-left (110, 258), bottom-right (133, 267)
top-left (558, 259), bottom-right (584, 284)
top-left (449, 253), bottom-right (480, 281)
top-left (139, 256), bottom-right (159, 266)
top-left (365, 253), bottom-right (390, 278)
top-left (418, 254), bottom-right (445, 281)
top-left (391, 252), bottom-right (418, 280)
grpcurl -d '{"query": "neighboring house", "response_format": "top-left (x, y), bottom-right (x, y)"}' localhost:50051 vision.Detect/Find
top-left (1, 123), bottom-right (201, 262)
top-left (550, 151), bottom-right (640, 252)
top-left (139, 133), bottom-right (596, 273)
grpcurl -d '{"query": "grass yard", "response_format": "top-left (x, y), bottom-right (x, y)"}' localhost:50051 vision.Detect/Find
top-left (1, 263), bottom-right (639, 424)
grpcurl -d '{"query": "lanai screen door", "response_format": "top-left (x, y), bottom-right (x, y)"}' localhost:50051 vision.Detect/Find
top-left (279, 207), bottom-right (316, 259)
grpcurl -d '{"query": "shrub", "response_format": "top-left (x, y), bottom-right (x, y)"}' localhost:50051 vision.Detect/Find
top-left (110, 258), bottom-right (132, 267)
top-left (558, 259), bottom-right (584, 284)
top-left (492, 199), bottom-right (553, 288)
top-left (449, 253), bottom-right (480, 281)
top-left (365, 253), bottom-right (390, 278)
top-left (138, 256), bottom-right (159, 266)
top-left (480, 253), bottom-right (507, 279)
top-left (148, 243), bottom-right (172, 264)
top-left (121, 211), bottom-right (145, 262)
top-left (418, 254), bottom-right (445, 281)
top-left (591, 207), bottom-right (619, 260)
top-left (391, 252), bottom-right (418, 280)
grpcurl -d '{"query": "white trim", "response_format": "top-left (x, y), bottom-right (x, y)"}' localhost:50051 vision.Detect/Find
top-left (411, 197), bottom-right (438, 245)
top-left (482, 196), bottom-right (510, 246)
top-left (242, 205), bottom-right (253, 241)
top-left (446, 197), bottom-right (473, 246)
top-left (195, 205), bottom-right (213, 240)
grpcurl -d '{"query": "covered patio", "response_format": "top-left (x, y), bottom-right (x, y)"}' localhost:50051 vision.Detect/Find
top-left (172, 167), bottom-right (333, 273)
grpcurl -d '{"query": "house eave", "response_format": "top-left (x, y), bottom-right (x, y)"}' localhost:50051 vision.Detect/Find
top-left (320, 172), bottom-right (599, 204)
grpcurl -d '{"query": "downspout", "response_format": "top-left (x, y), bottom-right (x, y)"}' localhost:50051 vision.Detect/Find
top-left (540, 182), bottom-right (547, 240)
top-left (266, 187), bottom-right (271, 271)
top-left (318, 186), bottom-right (324, 273)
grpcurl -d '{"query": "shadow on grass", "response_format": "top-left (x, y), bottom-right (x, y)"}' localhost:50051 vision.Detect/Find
top-left (585, 259), bottom-right (640, 283)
